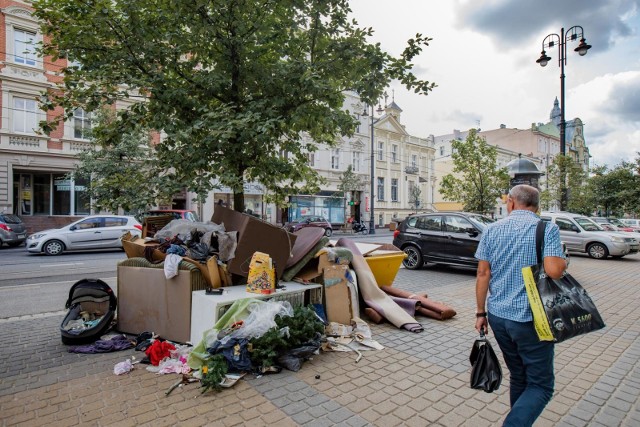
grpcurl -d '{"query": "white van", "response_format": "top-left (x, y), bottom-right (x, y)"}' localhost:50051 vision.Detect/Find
top-left (540, 212), bottom-right (639, 259)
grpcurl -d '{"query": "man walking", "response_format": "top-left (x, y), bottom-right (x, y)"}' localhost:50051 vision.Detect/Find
top-left (475, 184), bottom-right (566, 427)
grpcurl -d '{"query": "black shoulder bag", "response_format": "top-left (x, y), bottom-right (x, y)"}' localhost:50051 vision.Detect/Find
top-left (523, 221), bottom-right (605, 343)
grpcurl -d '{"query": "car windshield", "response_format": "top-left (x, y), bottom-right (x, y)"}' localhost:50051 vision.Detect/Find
top-left (575, 217), bottom-right (603, 231)
top-left (608, 218), bottom-right (625, 227)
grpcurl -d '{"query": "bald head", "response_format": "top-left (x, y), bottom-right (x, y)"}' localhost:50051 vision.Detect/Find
top-left (508, 185), bottom-right (540, 212)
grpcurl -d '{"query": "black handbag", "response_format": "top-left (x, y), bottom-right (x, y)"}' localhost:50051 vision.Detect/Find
top-left (523, 221), bottom-right (605, 343)
top-left (469, 329), bottom-right (502, 393)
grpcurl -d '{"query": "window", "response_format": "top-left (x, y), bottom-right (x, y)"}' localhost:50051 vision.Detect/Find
top-left (391, 178), bottom-right (398, 202)
top-left (416, 215), bottom-right (441, 231)
top-left (307, 152), bottom-right (315, 166)
top-left (74, 108), bottom-right (92, 139)
top-left (331, 149), bottom-right (340, 170)
top-left (104, 217), bottom-right (127, 227)
top-left (377, 177), bottom-right (384, 201)
top-left (352, 151), bottom-right (361, 172)
top-left (377, 142), bottom-right (384, 161)
top-left (77, 217), bottom-right (103, 229)
top-left (13, 98), bottom-right (38, 133)
top-left (439, 146), bottom-right (445, 156)
top-left (444, 215), bottom-right (473, 233)
top-left (411, 154), bottom-right (417, 168)
top-left (14, 29), bottom-right (37, 66)
top-left (391, 145), bottom-right (398, 163)
top-left (556, 218), bottom-right (577, 231)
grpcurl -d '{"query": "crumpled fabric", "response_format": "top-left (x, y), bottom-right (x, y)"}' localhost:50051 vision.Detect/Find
top-left (68, 335), bottom-right (134, 354)
top-left (114, 359), bottom-right (134, 375)
top-left (164, 254), bottom-right (182, 279)
top-left (145, 340), bottom-right (176, 366)
top-left (146, 357), bottom-right (191, 374)
top-left (207, 336), bottom-right (252, 372)
top-left (166, 244), bottom-right (187, 256)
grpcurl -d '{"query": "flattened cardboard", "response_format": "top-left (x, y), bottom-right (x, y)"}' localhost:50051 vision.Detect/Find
top-left (323, 265), bottom-right (352, 325)
top-left (212, 206), bottom-right (296, 279)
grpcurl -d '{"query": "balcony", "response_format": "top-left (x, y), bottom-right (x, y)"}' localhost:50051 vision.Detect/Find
top-left (405, 166), bottom-right (419, 174)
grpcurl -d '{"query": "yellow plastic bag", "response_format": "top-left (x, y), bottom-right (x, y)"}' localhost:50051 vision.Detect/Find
top-left (246, 252), bottom-right (276, 294)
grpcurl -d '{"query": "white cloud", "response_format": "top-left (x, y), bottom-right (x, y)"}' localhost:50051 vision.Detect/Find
top-left (349, 0), bottom-right (640, 167)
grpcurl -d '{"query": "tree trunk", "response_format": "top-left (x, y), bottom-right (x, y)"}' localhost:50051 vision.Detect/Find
top-left (233, 191), bottom-right (245, 213)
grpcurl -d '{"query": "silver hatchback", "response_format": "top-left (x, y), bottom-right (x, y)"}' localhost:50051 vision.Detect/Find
top-left (26, 215), bottom-right (142, 255)
top-left (0, 214), bottom-right (27, 247)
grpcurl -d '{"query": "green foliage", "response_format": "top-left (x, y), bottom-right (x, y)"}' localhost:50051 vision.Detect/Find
top-left (584, 162), bottom-right (638, 217)
top-left (408, 185), bottom-right (421, 212)
top-left (249, 305), bottom-right (324, 369)
top-left (539, 154), bottom-right (587, 212)
top-left (71, 108), bottom-right (180, 213)
top-left (338, 165), bottom-right (364, 193)
top-left (34, 0), bottom-right (436, 212)
top-left (439, 129), bottom-right (510, 213)
top-left (200, 354), bottom-right (228, 394)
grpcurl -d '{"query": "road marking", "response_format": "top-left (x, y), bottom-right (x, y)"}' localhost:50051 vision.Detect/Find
top-left (39, 262), bottom-right (85, 268)
top-left (0, 277), bottom-right (117, 290)
top-left (0, 310), bottom-right (67, 323)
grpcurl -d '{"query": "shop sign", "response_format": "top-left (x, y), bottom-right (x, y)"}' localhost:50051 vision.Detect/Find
top-left (214, 182), bottom-right (264, 195)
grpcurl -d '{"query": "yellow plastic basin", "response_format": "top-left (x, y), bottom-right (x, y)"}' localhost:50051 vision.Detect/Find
top-left (365, 252), bottom-right (407, 287)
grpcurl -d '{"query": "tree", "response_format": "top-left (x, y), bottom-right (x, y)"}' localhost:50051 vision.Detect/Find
top-left (540, 155), bottom-right (588, 213)
top-left (34, 0), bottom-right (436, 212)
top-left (408, 184), bottom-right (421, 213)
top-left (70, 108), bottom-right (179, 214)
top-left (586, 162), bottom-right (637, 217)
top-left (439, 129), bottom-right (509, 214)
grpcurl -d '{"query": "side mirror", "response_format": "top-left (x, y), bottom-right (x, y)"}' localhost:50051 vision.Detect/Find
top-left (572, 225), bottom-right (580, 233)
top-left (305, 219), bottom-right (311, 224)
top-left (70, 225), bottom-right (77, 231)
top-left (466, 227), bottom-right (479, 237)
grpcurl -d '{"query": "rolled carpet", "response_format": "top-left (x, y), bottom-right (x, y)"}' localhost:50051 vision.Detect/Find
top-left (336, 238), bottom-right (423, 333)
top-left (381, 286), bottom-right (456, 320)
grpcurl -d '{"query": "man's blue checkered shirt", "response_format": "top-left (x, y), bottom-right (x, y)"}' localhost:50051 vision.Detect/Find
top-left (475, 210), bottom-right (564, 322)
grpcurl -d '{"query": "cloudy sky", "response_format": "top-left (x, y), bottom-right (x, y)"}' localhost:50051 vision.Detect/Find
top-left (349, 0), bottom-right (640, 168)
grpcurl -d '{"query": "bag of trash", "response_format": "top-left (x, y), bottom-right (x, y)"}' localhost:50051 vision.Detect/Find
top-left (277, 333), bottom-right (322, 372)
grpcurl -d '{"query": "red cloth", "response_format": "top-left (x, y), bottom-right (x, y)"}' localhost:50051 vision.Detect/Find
top-left (145, 340), bottom-right (176, 366)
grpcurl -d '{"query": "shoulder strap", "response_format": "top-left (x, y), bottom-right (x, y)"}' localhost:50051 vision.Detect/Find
top-left (535, 221), bottom-right (546, 265)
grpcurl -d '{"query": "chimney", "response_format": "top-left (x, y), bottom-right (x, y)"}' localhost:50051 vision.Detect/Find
top-left (500, 124), bottom-right (506, 129)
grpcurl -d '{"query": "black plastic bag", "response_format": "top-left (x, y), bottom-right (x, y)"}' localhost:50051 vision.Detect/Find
top-left (523, 221), bottom-right (605, 343)
top-left (469, 330), bottom-right (502, 393)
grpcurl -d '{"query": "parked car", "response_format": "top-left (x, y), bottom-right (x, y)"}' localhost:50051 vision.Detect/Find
top-left (137, 209), bottom-right (200, 222)
top-left (0, 213), bottom-right (27, 247)
top-left (589, 217), bottom-right (635, 232)
top-left (540, 212), bottom-right (639, 259)
top-left (26, 215), bottom-right (142, 255)
top-left (285, 216), bottom-right (333, 237)
top-left (392, 212), bottom-right (495, 269)
top-left (619, 218), bottom-right (640, 233)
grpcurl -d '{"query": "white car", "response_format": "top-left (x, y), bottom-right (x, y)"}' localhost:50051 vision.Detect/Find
top-left (26, 215), bottom-right (142, 255)
top-left (541, 212), bottom-right (639, 259)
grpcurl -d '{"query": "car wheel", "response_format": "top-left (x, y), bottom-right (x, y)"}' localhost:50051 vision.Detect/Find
top-left (43, 240), bottom-right (65, 256)
top-left (402, 246), bottom-right (423, 270)
top-left (324, 228), bottom-right (333, 237)
top-left (587, 243), bottom-right (609, 259)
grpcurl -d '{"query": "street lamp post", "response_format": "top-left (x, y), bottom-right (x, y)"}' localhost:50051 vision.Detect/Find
top-left (536, 26), bottom-right (591, 210)
top-left (362, 102), bottom-right (383, 235)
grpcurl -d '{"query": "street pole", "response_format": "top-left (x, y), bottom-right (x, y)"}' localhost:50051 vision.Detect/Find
top-left (537, 26), bottom-right (591, 211)
top-left (369, 104), bottom-right (376, 234)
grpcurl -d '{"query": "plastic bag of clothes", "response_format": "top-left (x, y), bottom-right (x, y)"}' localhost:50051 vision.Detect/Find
top-left (277, 333), bottom-right (322, 372)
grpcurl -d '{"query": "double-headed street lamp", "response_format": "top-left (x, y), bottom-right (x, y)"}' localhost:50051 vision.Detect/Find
top-left (536, 26), bottom-right (591, 210)
top-left (362, 102), bottom-right (383, 235)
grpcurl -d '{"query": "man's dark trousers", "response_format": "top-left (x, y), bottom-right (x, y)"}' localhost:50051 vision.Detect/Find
top-left (489, 313), bottom-right (555, 427)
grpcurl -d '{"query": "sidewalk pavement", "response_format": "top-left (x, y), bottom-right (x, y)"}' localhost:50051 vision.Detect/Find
top-left (1, 255), bottom-right (639, 426)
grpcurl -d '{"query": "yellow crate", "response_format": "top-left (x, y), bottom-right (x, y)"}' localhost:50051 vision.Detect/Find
top-left (365, 252), bottom-right (407, 287)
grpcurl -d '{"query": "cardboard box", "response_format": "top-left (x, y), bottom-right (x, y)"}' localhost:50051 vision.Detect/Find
top-left (117, 261), bottom-right (208, 343)
top-left (212, 206), bottom-right (296, 279)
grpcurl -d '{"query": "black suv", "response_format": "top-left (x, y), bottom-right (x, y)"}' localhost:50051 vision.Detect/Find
top-left (392, 212), bottom-right (495, 269)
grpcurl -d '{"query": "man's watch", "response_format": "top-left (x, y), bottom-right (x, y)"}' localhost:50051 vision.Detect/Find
top-left (476, 312), bottom-right (487, 318)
